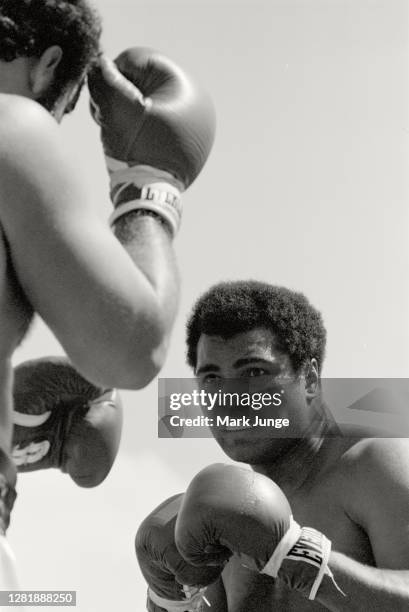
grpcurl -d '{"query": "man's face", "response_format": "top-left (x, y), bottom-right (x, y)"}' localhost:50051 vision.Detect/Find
top-left (195, 328), bottom-right (319, 465)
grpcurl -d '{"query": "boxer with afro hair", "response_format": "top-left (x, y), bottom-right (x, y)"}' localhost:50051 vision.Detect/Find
top-left (186, 280), bottom-right (327, 375)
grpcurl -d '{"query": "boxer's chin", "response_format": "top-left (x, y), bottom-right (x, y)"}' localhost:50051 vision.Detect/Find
top-left (213, 433), bottom-right (296, 465)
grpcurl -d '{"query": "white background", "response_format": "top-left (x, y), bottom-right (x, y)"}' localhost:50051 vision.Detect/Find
top-left (8, 1), bottom-right (409, 610)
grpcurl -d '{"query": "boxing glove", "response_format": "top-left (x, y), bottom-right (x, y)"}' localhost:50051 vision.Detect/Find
top-left (175, 464), bottom-right (336, 601)
top-left (88, 47), bottom-right (216, 237)
top-left (12, 357), bottom-right (122, 487)
top-left (135, 494), bottom-right (220, 611)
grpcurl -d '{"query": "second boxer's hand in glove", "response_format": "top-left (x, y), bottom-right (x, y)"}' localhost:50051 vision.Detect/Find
top-left (88, 48), bottom-right (216, 236)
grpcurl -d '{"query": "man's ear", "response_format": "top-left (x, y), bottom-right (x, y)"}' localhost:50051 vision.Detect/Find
top-left (305, 358), bottom-right (320, 401)
top-left (30, 46), bottom-right (63, 96)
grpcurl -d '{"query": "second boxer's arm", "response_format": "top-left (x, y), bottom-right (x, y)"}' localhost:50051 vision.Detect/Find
top-left (0, 97), bottom-right (176, 388)
top-left (112, 209), bottom-right (178, 341)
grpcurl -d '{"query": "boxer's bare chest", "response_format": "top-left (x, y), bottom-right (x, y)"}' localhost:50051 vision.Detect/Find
top-left (221, 462), bottom-right (373, 611)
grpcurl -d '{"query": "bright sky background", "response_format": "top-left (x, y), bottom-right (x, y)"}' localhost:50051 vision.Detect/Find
top-left (7, 1), bottom-right (409, 610)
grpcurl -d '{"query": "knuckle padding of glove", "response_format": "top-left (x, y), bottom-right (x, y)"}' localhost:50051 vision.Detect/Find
top-left (87, 46), bottom-right (216, 240)
top-left (13, 357), bottom-right (104, 415)
top-left (88, 46), bottom-right (216, 187)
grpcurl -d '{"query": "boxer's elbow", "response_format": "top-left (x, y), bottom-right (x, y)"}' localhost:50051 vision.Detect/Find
top-left (69, 320), bottom-right (168, 390)
top-left (116, 309), bottom-right (169, 388)
top-left (71, 347), bottom-right (162, 390)
top-left (107, 333), bottom-right (167, 390)
top-left (111, 294), bottom-right (173, 388)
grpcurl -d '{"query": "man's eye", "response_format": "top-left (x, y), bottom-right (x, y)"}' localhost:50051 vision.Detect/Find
top-left (202, 374), bottom-right (220, 384)
top-left (244, 368), bottom-right (268, 378)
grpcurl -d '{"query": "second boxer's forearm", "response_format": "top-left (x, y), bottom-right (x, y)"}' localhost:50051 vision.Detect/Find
top-left (291, 551), bottom-right (409, 611)
top-left (113, 212), bottom-right (179, 336)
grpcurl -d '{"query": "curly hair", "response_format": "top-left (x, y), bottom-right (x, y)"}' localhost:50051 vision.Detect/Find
top-left (186, 281), bottom-right (327, 374)
top-left (0, 0), bottom-right (101, 110)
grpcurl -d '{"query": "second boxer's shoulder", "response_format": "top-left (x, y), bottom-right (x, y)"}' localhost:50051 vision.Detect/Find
top-left (0, 94), bottom-right (87, 222)
top-left (0, 94), bottom-right (57, 141)
top-left (0, 95), bottom-right (62, 175)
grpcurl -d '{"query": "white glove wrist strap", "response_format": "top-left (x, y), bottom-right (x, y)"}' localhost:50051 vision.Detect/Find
top-left (261, 516), bottom-right (301, 577)
top-left (106, 160), bottom-right (183, 237)
top-left (148, 586), bottom-right (208, 611)
top-left (261, 518), bottom-right (341, 601)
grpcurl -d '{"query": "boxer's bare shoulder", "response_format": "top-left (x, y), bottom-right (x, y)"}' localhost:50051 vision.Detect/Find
top-left (0, 93), bottom-right (73, 166)
top-left (0, 94), bottom-right (57, 149)
top-left (338, 437), bottom-right (409, 549)
top-left (0, 93), bottom-right (54, 124)
top-left (0, 93), bottom-right (95, 267)
top-left (0, 94), bottom-right (81, 221)
top-left (322, 434), bottom-right (409, 523)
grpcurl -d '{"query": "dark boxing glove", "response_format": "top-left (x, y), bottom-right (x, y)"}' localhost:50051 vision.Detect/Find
top-left (135, 494), bottom-right (220, 611)
top-left (175, 464), bottom-right (339, 602)
top-left (12, 357), bottom-right (122, 488)
top-left (88, 47), bottom-right (216, 237)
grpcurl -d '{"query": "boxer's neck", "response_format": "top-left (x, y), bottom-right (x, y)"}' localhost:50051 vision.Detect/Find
top-left (252, 419), bottom-right (339, 498)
